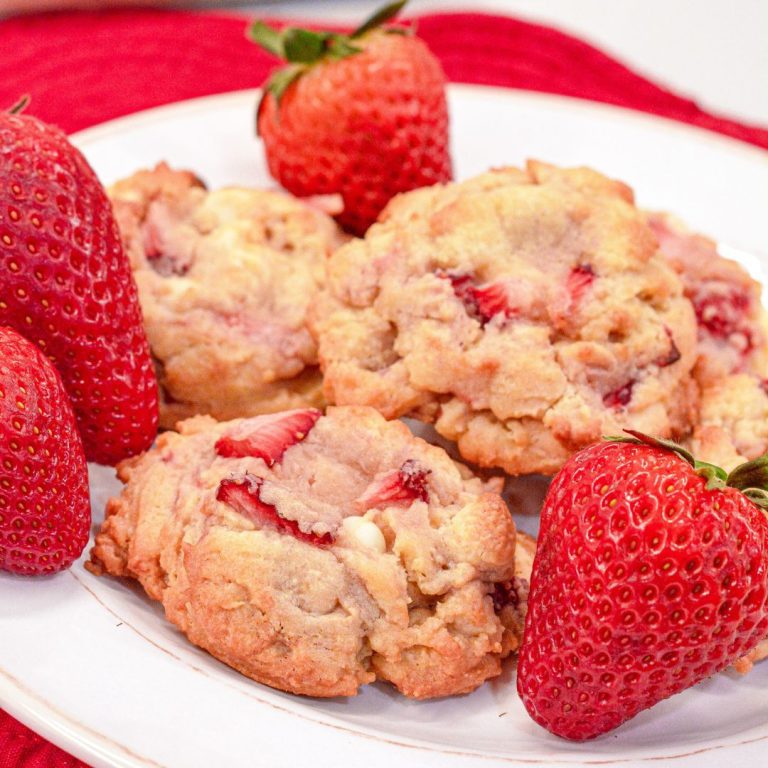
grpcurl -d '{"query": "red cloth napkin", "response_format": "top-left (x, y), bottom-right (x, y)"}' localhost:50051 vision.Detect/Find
top-left (1, 7), bottom-right (767, 768)
top-left (0, 8), bottom-right (766, 145)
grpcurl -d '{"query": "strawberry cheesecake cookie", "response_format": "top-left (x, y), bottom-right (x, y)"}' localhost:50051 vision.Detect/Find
top-left (649, 214), bottom-right (768, 474)
top-left (109, 163), bottom-right (347, 428)
top-left (689, 373), bottom-right (768, 472)
top-left (87, 406), bottom-right (533, 698)
top-left (648, 212), bottom-right (767, 385)
top-left (314, 162), bottom-right (698, 475)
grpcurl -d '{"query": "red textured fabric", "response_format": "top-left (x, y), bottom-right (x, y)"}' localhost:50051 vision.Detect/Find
top-left (1, 7), bottom-right (766, 768)
top-left (0, 711), bottom-right (88, 768)
top-left (0, 8), bottom-right (765, 145)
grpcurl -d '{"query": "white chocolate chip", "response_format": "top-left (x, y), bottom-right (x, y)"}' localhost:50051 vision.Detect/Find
top-left (340, 516), bottom-right (386, 553)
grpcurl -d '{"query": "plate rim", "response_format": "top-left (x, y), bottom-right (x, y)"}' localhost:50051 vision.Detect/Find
top-left (69, 84), bottom-right (768, 166)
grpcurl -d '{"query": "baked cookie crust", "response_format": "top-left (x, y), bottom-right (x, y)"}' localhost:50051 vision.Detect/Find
top-left (313, 162), bottom-right (698, 475)
top-left (650, 213), bottom-right (768, 475)
top-left (88, 406), bottom-right (532, 699)
top-left (110, 163), bottom-right (347, 428)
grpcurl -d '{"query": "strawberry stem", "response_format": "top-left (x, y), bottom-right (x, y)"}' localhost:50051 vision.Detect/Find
top-left (248, 0), bottom-right (411, 112)
top-left (7, 94), bottom-right (30, 115)
top-left (247, 0), bottom-right (407, 73)
top-left (607, 430), bottom-right (699, 467)
top-left (282, 28), bottom-right (333, 63)
top-left (694, 461), bottom-right (728, 490)
top-left (351, 0), bottom-right (408, 38)
top-left (248, 20), bottom-right (285, 57)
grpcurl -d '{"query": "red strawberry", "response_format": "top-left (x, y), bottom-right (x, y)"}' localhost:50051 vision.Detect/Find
top-left (355, 459), bottom-right (430, 511)
top-left (0, 326), bottom-right (90, 575)
top-left (0, 104), bottom-right (158, 465)
top-left (250, 1), bottom-right (451, 235)
top-left (517, 433), bottom-right (768, 740)
top-left (214, 408), bottom-right (321, 464)
top-left (217, 473), bottom-right (332, 546)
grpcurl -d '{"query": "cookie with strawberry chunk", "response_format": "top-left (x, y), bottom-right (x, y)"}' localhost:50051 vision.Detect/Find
top-left (87, 406), bottom-right (533, 698)
top-left (648, 212), bottom-right (768, 385)
top-left (649, 212), bottom-right (768, 486)
top-left (109, 163), bottom-right (347, 429)
top-left (313, 162), bottom-right (698, 476)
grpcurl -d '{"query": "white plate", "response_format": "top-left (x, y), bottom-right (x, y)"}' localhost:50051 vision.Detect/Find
top-left (2, 86), bottom-right (768, 768)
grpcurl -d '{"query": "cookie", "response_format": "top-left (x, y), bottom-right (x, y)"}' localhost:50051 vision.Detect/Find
top-left (313, 162), bottom-right (698, 476)
top-left (648, 212), bottom-right (768, 385)
top-left (109, 163), bottom-right (347, 428)
top-left (733, 638), bottom-right (768, 674)
top-left (688, 373), bottom-right (768, 472)
top-left (649, 213), bottom-right (768, 473)
top-left (87, 406), bottom-right (532, 699)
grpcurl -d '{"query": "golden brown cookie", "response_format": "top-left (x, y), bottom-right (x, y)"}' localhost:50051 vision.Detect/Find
top-left (88, 406), bottom-right (532, 699)
top-left (313, 162), bottom-right (698, 475)
top-left (648, 211), bottom-right (767, 386)
top-left (650, 213), bottom-right (768, 476)
top-left (110, 163), bottom-right (347, 428)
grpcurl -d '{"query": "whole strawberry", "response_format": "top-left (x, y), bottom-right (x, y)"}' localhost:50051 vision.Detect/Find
top-left (0, 103), bottom-right (158, 464)
top-left (251, 0), bottom-right (452, 235)
top-left (517, 432), bottom-right (768, 740)
top-left (0, 326), bottom-right (90, 575)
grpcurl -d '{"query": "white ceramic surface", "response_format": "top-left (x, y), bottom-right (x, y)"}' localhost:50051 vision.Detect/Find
top-left (1, 86), bottom-right (767, 768)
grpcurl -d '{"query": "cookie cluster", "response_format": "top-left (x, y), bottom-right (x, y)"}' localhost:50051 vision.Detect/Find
top-left (89, 160), bottom-right (768, 698)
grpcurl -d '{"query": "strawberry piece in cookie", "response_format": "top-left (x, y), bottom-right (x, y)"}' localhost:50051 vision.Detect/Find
top-left (472, 282), bottom-right (515, 323)
top-left (217, 474), bottom-right (333, 546)
top-left (215, 408), bottom-right (321, 464)
top-left (693, 287), bottom-right (754, 351)
top-left (602, 380), bottom-right (634, 408)
top-left (442, 272), bottom-right (513, 325)
top-left (648, 212), bottom-right (766, 384)
top-left (355, 459), bottom-right (431, 510)
top-left (655, 327), bottom-right (682, 368)
top-left (565, 263), bottom-right (595, 306)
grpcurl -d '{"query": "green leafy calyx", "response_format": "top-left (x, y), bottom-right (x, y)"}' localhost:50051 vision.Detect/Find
top-left (248, 0), bottom-right (409, 106)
